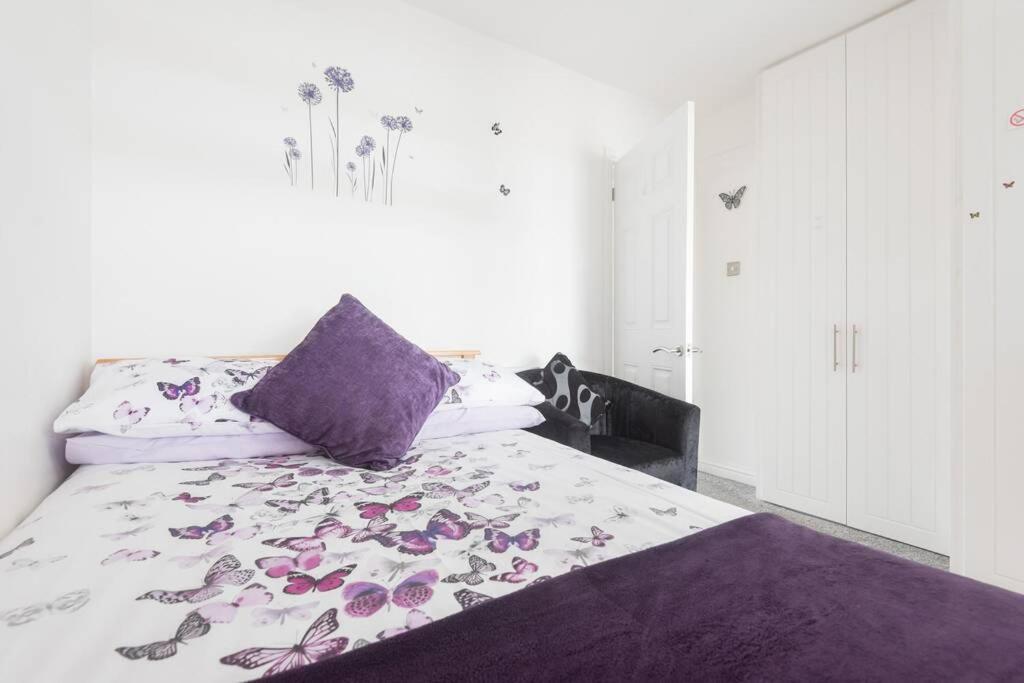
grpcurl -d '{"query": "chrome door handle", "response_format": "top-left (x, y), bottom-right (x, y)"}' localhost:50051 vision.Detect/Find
top-left (652, 345), bottom-right (684, 357)
top-left (833, 324), bottom-right (840, 371)
top-left (851, 324), bottom-right (859, 373)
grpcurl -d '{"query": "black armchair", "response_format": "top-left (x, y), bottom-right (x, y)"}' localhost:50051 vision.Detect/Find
top-left (518, 369), bottom-right (700, 490)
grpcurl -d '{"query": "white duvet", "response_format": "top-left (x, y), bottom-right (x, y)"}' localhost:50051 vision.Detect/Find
top-left (0, 430), bottom-right (746, 681)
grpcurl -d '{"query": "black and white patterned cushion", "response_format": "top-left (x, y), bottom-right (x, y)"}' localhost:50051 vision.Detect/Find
top-left (535, 353), bottom-right (606, 426)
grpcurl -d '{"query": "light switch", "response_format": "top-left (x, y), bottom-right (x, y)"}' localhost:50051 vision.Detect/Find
top-left (726, 261), bottom-right (741, 277)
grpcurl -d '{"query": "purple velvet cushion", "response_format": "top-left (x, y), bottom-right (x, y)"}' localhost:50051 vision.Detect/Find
top-left (230, 294), bottom-right (460, 470)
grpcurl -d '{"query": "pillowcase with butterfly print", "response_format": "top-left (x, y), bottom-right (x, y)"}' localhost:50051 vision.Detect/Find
top-left (54, 357), bottom-right (288, 439)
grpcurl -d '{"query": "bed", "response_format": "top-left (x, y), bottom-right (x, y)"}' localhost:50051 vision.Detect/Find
top-left (0, 428), bottom-right (746, 681)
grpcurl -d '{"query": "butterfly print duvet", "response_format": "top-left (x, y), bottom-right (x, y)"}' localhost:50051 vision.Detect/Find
top-left (0, 429), bottom-right (747, 681)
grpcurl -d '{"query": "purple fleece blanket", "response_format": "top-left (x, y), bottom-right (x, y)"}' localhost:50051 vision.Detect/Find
top-left (270, 513), bottom-right (1024, 682)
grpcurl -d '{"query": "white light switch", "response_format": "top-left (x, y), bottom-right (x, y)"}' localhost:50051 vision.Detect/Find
top-left (726, 261), bottom-right (741, 277)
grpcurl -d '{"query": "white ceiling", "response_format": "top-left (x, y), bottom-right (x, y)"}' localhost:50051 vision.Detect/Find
top-left (404, 0), bottom-right (905, 109)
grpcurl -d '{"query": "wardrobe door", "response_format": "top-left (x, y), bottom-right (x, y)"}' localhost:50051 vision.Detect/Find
top-left (846, 0), bottom-right (953, 553)
top-left (756, 36), bottom-right (847, 523)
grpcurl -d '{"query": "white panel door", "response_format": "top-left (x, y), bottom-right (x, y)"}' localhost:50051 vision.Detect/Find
top-left (846, 0), bottom-right (953, 554)
top-left (613, 104), bottom-right (692, 399)
top-left (756, 36), bottom-right (847, 523)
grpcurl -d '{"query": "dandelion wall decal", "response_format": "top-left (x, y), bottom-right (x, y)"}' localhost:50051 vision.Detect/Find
top-left (345, 161), bottom-right (358, 197)
top-left (379, 115), bottom-right (398, 205)
top-left (389, 116), bottom-right (413, 205)
top-left (297, 82), bottom-right (323, 190)
top-left (323, 66), bottom-right (355, 198)
top-left (282, 138), bottom-right (301, 186)
top-left (355, 135), bottom-right (376, 202)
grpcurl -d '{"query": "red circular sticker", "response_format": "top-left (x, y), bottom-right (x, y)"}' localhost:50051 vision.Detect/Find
top-left (1011, 108), bottom-right (1024, 127)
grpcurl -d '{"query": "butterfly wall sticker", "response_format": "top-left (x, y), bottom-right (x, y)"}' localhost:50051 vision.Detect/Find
top-left (970, 211), bottom-right (981, 219)
top-left (491, 122), bottom-right (503, 135)
top-left (719, 185), bottom-right (746, 210)
top-left (1003, 180), bottom-right (1015, 189)
top-left (116, 610), bottom-right (210, 660)
top-left (220, 608), bottom-right (350, 677)
top-left (499, 184), bottom-right (511, 196)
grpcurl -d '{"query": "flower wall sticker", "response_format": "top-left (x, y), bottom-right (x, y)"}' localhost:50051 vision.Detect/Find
top-left (323, 67), bottom-right (355, 198)
top-left (282, 138), bottom-right (302, 186)
top-left (297, 82), bottom-right (323, 190)
top-left (279, 65), bottom-right (420, 206)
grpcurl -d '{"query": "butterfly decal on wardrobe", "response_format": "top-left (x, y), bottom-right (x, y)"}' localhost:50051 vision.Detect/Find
top-left (718, 185), bottom-right (746, 210)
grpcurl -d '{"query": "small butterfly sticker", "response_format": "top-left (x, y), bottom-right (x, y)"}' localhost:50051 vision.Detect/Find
top-left (491, 122), bottom-right (502, 135)
top-left (499, 184), bottom-right (511, 196)
top-left (970, 211), bottom-right (981, 219)
top-left (1003, 180), bottom-right (1015, 189)
top-left (719, 185), bottom-right (746, 210)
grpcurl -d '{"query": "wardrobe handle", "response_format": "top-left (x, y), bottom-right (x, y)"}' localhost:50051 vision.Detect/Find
top-left (833, 324), bottom-right (840, 371)
top-left (851, 324), bottom-right (859, 373)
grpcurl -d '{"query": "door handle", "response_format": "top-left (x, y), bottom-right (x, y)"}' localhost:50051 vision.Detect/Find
top-left (833, 324), bottom-right (840, 372)
top-left (851, 324), bottom-right (859, 373)
top-left (652, 346), bottom-right (684, 357)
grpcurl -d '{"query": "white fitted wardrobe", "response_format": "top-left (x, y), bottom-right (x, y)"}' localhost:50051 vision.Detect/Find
top-left (756, 0), bottom-right (954, 554)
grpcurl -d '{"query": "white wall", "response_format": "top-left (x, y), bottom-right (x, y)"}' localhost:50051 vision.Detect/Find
top-left (90, 0), bottom-right (665, 371)
top-left (0, 2), bottom-right (93, 534)
top-left (956, 0), bottom-right (1024, 591)
top-left (692, 94), bottom-right (758, 484)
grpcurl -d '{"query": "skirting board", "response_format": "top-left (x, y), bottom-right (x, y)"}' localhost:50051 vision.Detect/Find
top-left (698, 461), bottom-right (757, 487)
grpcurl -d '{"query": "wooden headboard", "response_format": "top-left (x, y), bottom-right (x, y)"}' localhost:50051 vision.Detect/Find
top-left (94, 349), bottom-right (480, 365)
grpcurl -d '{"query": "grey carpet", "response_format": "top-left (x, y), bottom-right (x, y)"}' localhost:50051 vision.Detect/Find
top-left (697, 471), bottom-right (949, 571)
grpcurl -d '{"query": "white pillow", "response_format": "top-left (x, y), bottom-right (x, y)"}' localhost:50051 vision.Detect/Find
top-left (65, 431), bottom-right (316, 465)
top-left (436, 359), bottom-right (544, 410)
top-left (54, 357), bottom-right (283, 438)
top-left (415, 404), bottom-right (543, 441)
top-left (64, 405), bottom-right (544, 464)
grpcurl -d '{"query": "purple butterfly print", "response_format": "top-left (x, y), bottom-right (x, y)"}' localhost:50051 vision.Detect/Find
top-left (169, 514), bottom-right (233, 541)
top-left (342, 570), bottom-right (439, 617)
top-left (156, 377), bottom-right (201, 401)
top-left (509, 481), bottom-right (540, 492)
top-left (179, 472), bottom-right (226, 487)
top-left (256, 549), bottom-right (324, 579)
top-left (220, 608), bottom-right (350, 677)
top-left (252, 601), bottom-right (320, 627)
top-left (350, 517), bottom-right (400, 548)
top-left (196, 583), bottom-right (274, 624)
top-left (420, 481), bottom-right (503, 508)
top-left (233, 474), bottom-right (297, 493)
top-left (484, 527), bottom-right (540, 553)
top-left (441, 554), bottom-right (495, 586)
top-left (112, 401), bottom-right (150, 434)
top-left (262, 518), bottom-right (354, 554)
top-left (137, 554), bottom-right (253, 604)
top-left (378, 608), bottom-right (433, 640)
top-left (265, 487), bottom-right (332, 515)
top-left (115, 611), bottom-right (210, 661)
top-left (102, 548), bottom-right (160, 565)
top-left (571, 526), bottom-right (614, 547)
top-left (358, 471), bottom-right (412, 496)
top-left (463, 512), bottom-right (520, 531)
top-left (397, 509), bottom-right (470, 556)
top-left (453, 588), bottom-right (492, 611)
top-left (490, 556), bottom-right (546, 584)
top-left (354, 492), bottom-right (424, 520)
top-left (283, 565), bottom-right (355, 595)
top-left (173, 492), bottom-right (208, 503)
top-left (223, 366), bottom-right (268, 386)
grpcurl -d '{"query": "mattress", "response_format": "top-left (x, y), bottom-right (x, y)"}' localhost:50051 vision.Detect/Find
top-left (0, 429), bottom-right (747, 681)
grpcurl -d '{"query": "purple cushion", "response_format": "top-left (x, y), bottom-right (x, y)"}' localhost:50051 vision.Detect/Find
top-left (230, 294), bottom-right (460, 469)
